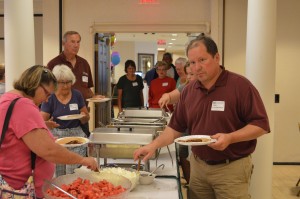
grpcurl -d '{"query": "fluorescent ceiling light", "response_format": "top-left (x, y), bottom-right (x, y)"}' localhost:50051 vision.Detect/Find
top-left (171, 38), bottom-right (176, 41)
top-left (157, 48), bottom-right (166, 51)
top-left (171, 33), bottom-right (178, 36)
top-left (168, 43), bottom-right (173, 45)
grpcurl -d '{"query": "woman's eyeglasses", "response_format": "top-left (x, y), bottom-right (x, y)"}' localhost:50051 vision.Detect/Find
top-left (57, 81), bottom-right (72, 86)
top-left (40, 84), bottom-right (51, 98)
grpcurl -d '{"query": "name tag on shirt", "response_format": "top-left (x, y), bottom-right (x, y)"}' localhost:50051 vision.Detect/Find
top-left (82, 76), bottom-right (88, 83)
top-left (162, 82), bottom-right (168, 87)
top-left (132, 82), bottom-right (138, 87)
top-left (69, 103), bottom-right (79, 111)
top-left (211, 101), bottom-right (225, 111)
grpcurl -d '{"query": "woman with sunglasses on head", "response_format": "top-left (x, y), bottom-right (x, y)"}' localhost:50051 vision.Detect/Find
top-left (0, 65), bottom-right (97, 199)
top-left (40, 64), bottom-right (90, 177)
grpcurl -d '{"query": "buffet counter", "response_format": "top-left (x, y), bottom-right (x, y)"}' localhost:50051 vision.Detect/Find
top-left (86, 120), bottom-right (182, 198)
top-left (84, 143), bottom-right (182, 199)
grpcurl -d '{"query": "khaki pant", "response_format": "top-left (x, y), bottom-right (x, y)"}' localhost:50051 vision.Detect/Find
top-left (189, 153), bottom-right (253, 199)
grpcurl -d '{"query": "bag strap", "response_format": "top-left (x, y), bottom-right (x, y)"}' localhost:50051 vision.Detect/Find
top-left (0, 97), bottom-right (36, 170)
top-left (0, 98), bottom-right (20, 147)
top-left (31, 152), bottom-right (36, 170)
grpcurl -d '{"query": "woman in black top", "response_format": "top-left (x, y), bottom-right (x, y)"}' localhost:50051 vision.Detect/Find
top-left (117, 60), bottom-right (144, 114)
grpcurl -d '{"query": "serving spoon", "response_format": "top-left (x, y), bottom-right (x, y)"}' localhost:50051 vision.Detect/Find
top-left (137, 157), bottom-right (142, 172)
top-left (44, 179), bottom-right (77, 199)
top-left (148, 164), bottom-right (165, 176)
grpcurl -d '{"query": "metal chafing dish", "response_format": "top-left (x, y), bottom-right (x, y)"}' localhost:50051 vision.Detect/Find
top-left (109, 108), bottom-right (169, 129)
top-left (89, 127), bottom-right (159, 171)
top-left (88, 109), bottom-right (172, 171)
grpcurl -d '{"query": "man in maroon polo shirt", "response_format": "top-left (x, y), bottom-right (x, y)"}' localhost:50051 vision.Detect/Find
top-left (47, 31), bottom-right (94, 101)
top-left (134, 35), bottom-right (270, 199)
top-left (47, 31), bottom-right (96, 137)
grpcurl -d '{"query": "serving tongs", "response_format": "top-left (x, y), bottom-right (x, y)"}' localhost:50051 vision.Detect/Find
top-left (148, 164), bottom-right (165, 176)
top-left (44, 179), bottom-right (77, 199)
top-left (150, 117), bottom-right (165, 123)
top-left (136, 155), bottom-right (144, 173)
top-left (111, 118), bottom-right (125, 122)
top-left (137, 157), bottom-right (142, 172)
top-left (95, 167), bottom-right (101, 173)
top-left (162, 106), bottom-right (172, 118)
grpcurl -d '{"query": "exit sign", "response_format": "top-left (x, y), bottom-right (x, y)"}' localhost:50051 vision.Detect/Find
top-left (139, 0), bottom-right (159, 4)
top-left (157, 39), bottom-right (166, 45)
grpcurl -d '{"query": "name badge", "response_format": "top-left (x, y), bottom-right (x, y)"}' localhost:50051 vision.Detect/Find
top-left (82, 76), bottom-right (88, 83)
top-left (211, 101), bottom-right (225, 111)
top-left (69, 103), bottom-right (79, 111)
top-left (162, 82), bottom-right (168, 87)
top-left (132, 82), bottom-right (138, 87)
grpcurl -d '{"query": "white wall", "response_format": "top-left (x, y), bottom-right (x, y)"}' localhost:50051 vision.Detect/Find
top-left (273, 0), bottom-right (300, 162)
top-left (34, 16), bottom-right (43, 65)
top-left (224, 0), bottom-right (300, 163)
top-left (42, 0), bottom-right (60, 65)
top-left (0, 17), bottom-right (3, 64)
top-left (0, 1), bottom-right (3, 63)
top-left (223, 0), bottom-right (247, 75)
top-left (0, 16), bottom-right (43, 65)
top-left (111, 41), bottom-right (135, 84)
top-left (110, 40), bottom-right (159, 83)
top-left (0, 0), bottom-right (43, 65)
top-left (110, 40), bottom-right (158, 82)
top-left (135, 41), bottom-right (158, 70)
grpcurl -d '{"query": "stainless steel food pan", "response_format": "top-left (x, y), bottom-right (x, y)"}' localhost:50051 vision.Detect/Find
top-left (121, 108), bottom-right (165, 118)
top-left (112, 117), bottom-right (166, 124)
top-left (89, 127), bottom-right (158, 145)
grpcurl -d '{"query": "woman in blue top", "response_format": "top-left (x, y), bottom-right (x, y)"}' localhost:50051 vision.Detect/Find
top-left (40, 64), bottom-right (90, 176)
top-left (117, 60), bottom-right (144, 114)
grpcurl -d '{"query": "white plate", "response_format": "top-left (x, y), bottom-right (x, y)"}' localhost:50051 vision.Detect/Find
top-left (86, 97), bottom-right (111, 103)
top-left (174, 135), bottom-right (217, 146)
top-left (55, 137), bottom-right (89, 147)
top-left (57, 114), bottom-right (84, 120)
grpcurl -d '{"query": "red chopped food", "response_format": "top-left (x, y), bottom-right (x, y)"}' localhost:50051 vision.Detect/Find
top-left (46, 177), bottom-right (127, 198)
